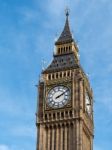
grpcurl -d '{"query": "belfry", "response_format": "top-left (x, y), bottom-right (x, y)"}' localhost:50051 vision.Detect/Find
top-left (36, 10), bottom-right (94, 150)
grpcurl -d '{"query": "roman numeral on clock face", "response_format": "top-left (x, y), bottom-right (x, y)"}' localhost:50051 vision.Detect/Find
top-left (47, 85), bottom-right (70, 108)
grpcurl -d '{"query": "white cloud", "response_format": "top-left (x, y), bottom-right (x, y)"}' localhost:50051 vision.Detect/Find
top-left (0, 145), bottom-right (10, 150)
top-left (0, 145), bottom-right (27, 150)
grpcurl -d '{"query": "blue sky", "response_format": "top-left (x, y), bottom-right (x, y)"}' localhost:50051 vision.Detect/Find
top-left (0, 0), bottom-right (112, 150)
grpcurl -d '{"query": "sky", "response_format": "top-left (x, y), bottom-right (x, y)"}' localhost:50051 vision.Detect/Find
top-left (0, 0), bottom-right (112, 150)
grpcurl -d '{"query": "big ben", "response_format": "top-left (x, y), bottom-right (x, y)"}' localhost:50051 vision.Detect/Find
top-left (36, 10), bottom-right (94, 150)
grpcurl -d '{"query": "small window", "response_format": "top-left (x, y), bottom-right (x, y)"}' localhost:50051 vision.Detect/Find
top-left (60, 72), bottom-right (62, 78)
top-left (49, 113), bottom-right (51, 119)
top-left (66, 47), bottom-right (68, 51)
top-left (65, 111), bottom-right (68, 117)
top-left (61, 112), bottom-right (64, 118)
top-left (70, 122), bottom-right (73, 127)
top-left (57, 112), bottom-right (60, 118)
top-left (52, 74), bottom-right (54, 79)
top-left (56, 73), bottom-right (58, 78)
top-left (45, 114), bottom-right (47, 120)
top-left (53, 113), bottom-right (55, 119)
top-left (58, 48), bottom-right (60, 54)
top-left (70, 111), bottom-right (72, 117)
top-left (64, 72), bottom-right (66, 77)
top-left (48, 74), bottom-right (51, 80)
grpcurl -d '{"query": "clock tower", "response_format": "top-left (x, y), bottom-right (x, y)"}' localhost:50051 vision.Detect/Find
top-left (36, 10), bottom-right (94, 150)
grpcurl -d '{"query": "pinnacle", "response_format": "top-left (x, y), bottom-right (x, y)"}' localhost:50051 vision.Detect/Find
top-left (55, 10), bottom-right (73, 45)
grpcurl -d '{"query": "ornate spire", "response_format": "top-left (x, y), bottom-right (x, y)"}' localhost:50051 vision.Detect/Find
top-left (55, 8), bottom-right (74, 45)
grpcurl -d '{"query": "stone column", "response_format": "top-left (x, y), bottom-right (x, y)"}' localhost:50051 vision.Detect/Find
top-left (36, 124), bottom-right (40, 150)
top-left (72, 71), bottom-right (75, 109)
top-left (79, 120), bottom-right (83, 150)
top-left (79, 80), bottom-right (84, 112)
top-left (39, 125), bottom-right (43, 150)
top-left (76, 120), bottom-right (78, 150)
top-left (76, 80), bottom-right (79, 115)
top-left (60, 124), bottom-right (63, 150)
top-left (64, 124), bottom-right (68, 150)
top-left (73, 122), bottom-right (76, 150)
top-left (91, 136), bottom-right (93, 150)
top-left (43, 126), bottom-right (47, 150)
top-left (47, 126), bottom-right (51, 150)
top-left (79, 80), bottom-right (83, 150)
top-left (56, 125), bottom-right (59, 150)
top-left (68, 123), bottom-right (71, 150)
top-left (52, 126), bottom-right (54, 150)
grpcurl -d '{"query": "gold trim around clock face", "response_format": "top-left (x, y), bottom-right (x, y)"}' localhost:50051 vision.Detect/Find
top-left (45, 83), bottom-right (72, 110)
top-left (47, 85), bottom-right (70, 108)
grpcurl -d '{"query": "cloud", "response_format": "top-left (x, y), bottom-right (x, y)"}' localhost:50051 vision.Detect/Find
top-left (0, 145), bottom-right (27, 150)
top-left (0, 145), bottom-right (10, 150)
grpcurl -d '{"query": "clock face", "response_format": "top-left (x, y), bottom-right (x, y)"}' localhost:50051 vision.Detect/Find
top-left (85, 92), bottom-right (91, 115)
top-left (47, 85), bottom-right (70, 108)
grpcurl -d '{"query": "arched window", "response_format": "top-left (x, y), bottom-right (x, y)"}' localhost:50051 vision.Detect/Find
top-left (48, 74), bottom-right (51, 80)
top-left (66, 47), bottom-right (68, 52)
top-left (61, 112), bottom-right (64, 118)
top-left (69, 46), bottom-right (71, 51)
top-left (70, 111), bottom-right (72, 117)
top-left (64, 47), bottom-right (65, 53)
top-left (45, 114), bottom-right (47, 120)
top-left (58, 48), bottom-right (60, 54)
top-left (52, 74), bottom-right (54, 79)
top-left (56, 73), bottom-right (58, 78)
top-left (64, 72), bottom-right (66, 77)
top-left (57, 112), bottom-right (60, 118)
top-left (53, 113), bottom-right (55, 119)
top-left (60, 72), bottom-right (62, 78)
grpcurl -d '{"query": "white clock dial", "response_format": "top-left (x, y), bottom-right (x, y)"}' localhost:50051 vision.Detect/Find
top-left (85, 92), bottom-right (91, 115)
top-left (47, 85), bottom-right (70, 108)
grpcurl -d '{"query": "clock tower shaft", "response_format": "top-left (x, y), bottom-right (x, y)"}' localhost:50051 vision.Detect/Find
top-left (36, 10), bottom-right (94, 150)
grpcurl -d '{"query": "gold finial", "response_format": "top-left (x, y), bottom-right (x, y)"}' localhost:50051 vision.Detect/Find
top-left (65, 7), bottom-right (70, 17)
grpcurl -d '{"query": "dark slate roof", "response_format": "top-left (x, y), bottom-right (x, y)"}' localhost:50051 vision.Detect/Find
top-left (43, 53), bottom-right (79, 73)
top-left (55, 13), bottom-right (74, 45)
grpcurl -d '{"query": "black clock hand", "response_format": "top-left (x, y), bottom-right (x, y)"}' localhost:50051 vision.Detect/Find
top-left (56, 90), bottom-right (68, 99)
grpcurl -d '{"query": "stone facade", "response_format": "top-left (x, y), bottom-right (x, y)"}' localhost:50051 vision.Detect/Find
top-left (36, 11), bottom-right (94, 150)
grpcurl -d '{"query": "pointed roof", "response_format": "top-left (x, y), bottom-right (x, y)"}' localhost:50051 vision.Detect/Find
top-left (55, 9), bottom-right (74, 45)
